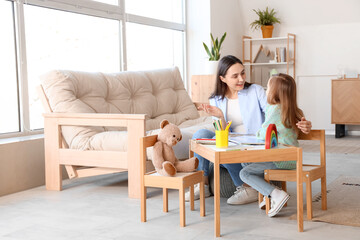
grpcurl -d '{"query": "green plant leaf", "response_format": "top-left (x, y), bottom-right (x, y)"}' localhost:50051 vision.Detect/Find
top-left (214, 38), bottom-right (219, 57)
top-left (203, 42), bottom-right (212, 60)
top-left (211, 47), bottom-right (216, 58)
top-left (249, 7), bottom-right (281, 30)
top-left (210, 34), bottom-right (216, 48)
top-left (203, 32), bottom-right (226, 61)
top-left (218, 32), bottom-right (227, 50)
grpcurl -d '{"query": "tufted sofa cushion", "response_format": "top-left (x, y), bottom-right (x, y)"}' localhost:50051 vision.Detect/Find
top-left (40, 67), bottom-right (212, 153)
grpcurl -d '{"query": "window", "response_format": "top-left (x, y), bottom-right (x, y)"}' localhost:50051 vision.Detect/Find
top-left (0, 1), bottom-right (19, 134)
top-left (24, 5), bottom-right (120, 130)
top-left (126, 23), bottom-right (184, 74)
top-left (0, 0), bottom-right (186, 137)
top-left (92, 0), bottom-right (119, 5)
top-left (125, 0), bottom-right (183, 23)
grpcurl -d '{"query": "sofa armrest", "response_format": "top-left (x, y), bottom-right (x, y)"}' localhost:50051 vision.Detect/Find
top-left (42, 113), bottom-right (146, 127)
top-left (193, 101), bottom-right (206, 107)
top-left (42, 112), bottom-right (146, 199)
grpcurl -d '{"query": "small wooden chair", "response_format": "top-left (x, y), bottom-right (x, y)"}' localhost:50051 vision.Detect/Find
top-left (260, 130), bottom-right (327, 220)
top-left (140, 135), bottom-right (205, 227)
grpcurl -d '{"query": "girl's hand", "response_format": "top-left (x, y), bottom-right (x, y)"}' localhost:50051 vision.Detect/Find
top-left (198, 104), bottom-right (224, 119)
top-left (296, 117), bottom-right (312, 134)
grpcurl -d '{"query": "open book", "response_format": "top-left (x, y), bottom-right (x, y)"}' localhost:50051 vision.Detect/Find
top-left (194, 138), bottom-right (239, 145)
top-left (230, 135), bottom-right (265, 145)
top-left (195, 135), bottom-right (266, 151)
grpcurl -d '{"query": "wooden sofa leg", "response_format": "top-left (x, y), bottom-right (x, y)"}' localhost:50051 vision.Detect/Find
top-left (44, 118), bottom-right (62, 191)
top-left (141, 186), bottom-right (147, 222)
top-left (45, 156), bottom-right (62, 191)
top-left (128, 120), bottom-right (145, 199)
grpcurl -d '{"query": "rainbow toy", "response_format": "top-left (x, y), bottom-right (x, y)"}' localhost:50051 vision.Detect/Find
top-left (265, 124), bottom-right (278, 149)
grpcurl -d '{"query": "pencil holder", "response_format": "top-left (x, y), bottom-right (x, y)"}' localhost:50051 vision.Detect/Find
top-left (215, 130), bottom-right (229, 148)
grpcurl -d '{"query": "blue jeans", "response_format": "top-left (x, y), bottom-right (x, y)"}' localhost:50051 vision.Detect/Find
top-left (240, 162), bottom-right (278, 196)
top-left (192, 129), bottom-right (245, 187)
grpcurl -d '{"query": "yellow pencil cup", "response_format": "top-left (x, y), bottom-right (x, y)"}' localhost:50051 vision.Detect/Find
top-left (215, 130), bottom-right (229, 148)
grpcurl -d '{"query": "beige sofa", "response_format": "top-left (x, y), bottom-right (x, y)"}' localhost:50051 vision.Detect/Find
top-left (39, 67), bottom-right (213, 198)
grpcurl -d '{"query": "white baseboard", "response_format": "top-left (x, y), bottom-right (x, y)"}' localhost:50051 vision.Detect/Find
top-left (347, 131), bottom-right (360, 136)
top-left (324, 130), bottom-right (360, 136)
top-left (325, 130), bottom-right (335, 136)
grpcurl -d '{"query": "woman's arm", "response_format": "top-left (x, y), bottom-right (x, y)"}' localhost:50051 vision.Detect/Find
top-left (257, 84), bottom-right (267, 114)
top-left (296, 117), bottom-right (312, 134)
top-left (198, 103), bottom-right (226, 126)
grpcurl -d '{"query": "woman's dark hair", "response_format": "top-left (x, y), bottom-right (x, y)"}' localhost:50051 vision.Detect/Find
top-left (210, 55), bottom-right (252, 100)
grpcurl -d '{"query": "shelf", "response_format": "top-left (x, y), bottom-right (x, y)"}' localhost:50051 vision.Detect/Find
top-left (243, 36), bottom-right (294, 42)
top-left (242, 33), bottom-right (296, 87)
top-left (243, 62), bottom-right (292, 66)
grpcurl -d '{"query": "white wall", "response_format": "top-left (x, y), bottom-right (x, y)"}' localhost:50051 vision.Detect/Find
top-left (186, 0), bottom-right (243, 83)
top-left (186, 0), bottom-right (211, 82)
top-left (210, 0), bottom-right (243, 61)
top-left (238, 0), bottom-right (360, 133)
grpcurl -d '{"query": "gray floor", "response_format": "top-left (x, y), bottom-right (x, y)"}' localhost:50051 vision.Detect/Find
top-left (1, 152), bottom-right (360, 239)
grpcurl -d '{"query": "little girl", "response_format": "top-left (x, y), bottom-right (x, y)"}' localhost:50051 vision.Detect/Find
top-left (239, 73), bottom-right (304, 217)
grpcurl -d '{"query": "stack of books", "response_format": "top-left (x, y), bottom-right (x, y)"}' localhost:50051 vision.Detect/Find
top-left (275, 47), bottom-right (286, 62)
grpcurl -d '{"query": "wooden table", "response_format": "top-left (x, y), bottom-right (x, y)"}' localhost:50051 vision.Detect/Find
top-left (189, 140), bottom-right (304, 237)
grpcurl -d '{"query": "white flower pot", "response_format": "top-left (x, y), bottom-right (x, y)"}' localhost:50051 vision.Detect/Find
top-left (205, 60), bottom-right (219, 75)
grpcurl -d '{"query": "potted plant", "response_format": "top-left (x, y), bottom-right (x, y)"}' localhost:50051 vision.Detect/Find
top-left (250, 7), bottom-right (280, 38)
top-left (203, 32), bottom-right (227, 61)
top-left (203, 32), bottom-right (226, 74)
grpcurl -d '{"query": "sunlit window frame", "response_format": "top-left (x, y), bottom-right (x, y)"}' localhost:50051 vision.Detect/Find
top-left (1, 0), bottom-right (186, 139)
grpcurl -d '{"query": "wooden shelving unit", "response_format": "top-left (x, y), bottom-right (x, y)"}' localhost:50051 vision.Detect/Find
top-left (242, 33), bottom-right (296, 87)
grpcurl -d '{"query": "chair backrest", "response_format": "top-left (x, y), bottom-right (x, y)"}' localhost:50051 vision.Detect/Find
top-left (140, 135), bottom-right (158, 176)
top-left (298, 130), bottom-right (326, 167)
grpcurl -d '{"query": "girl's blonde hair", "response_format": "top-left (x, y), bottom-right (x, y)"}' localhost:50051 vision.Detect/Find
top-left (267, 73), bottom-right (304, 132)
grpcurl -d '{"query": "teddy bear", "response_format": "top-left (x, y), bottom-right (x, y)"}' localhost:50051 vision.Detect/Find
top-left (152, 119), bottom-right (199, 177)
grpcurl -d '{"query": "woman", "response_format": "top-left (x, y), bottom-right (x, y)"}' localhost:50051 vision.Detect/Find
top-left (185, 55), bottom-right (311, 204)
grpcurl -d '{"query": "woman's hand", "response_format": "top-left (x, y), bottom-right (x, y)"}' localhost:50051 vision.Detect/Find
top-left (296, 117), bottom-right (312, 134)
top-left (198, 104), bottom-right (224, 119)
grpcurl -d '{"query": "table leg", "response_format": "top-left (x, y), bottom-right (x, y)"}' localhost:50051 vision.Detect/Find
top-left (214, 155), bottom-right (220, 237)
top-left (297, 148), bottom-right (304, 232)
top-left (189, 147), bottom-right (194, 158)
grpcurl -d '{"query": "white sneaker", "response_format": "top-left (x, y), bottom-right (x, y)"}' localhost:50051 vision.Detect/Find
top-left (184, 183), bottom-right (211, 202)
top-left (227, 186), bottom-right (258, 205)
top-left (268, 188), bottom-right (290, 217)
top-left (259, 196), bottom-right (266, 210)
